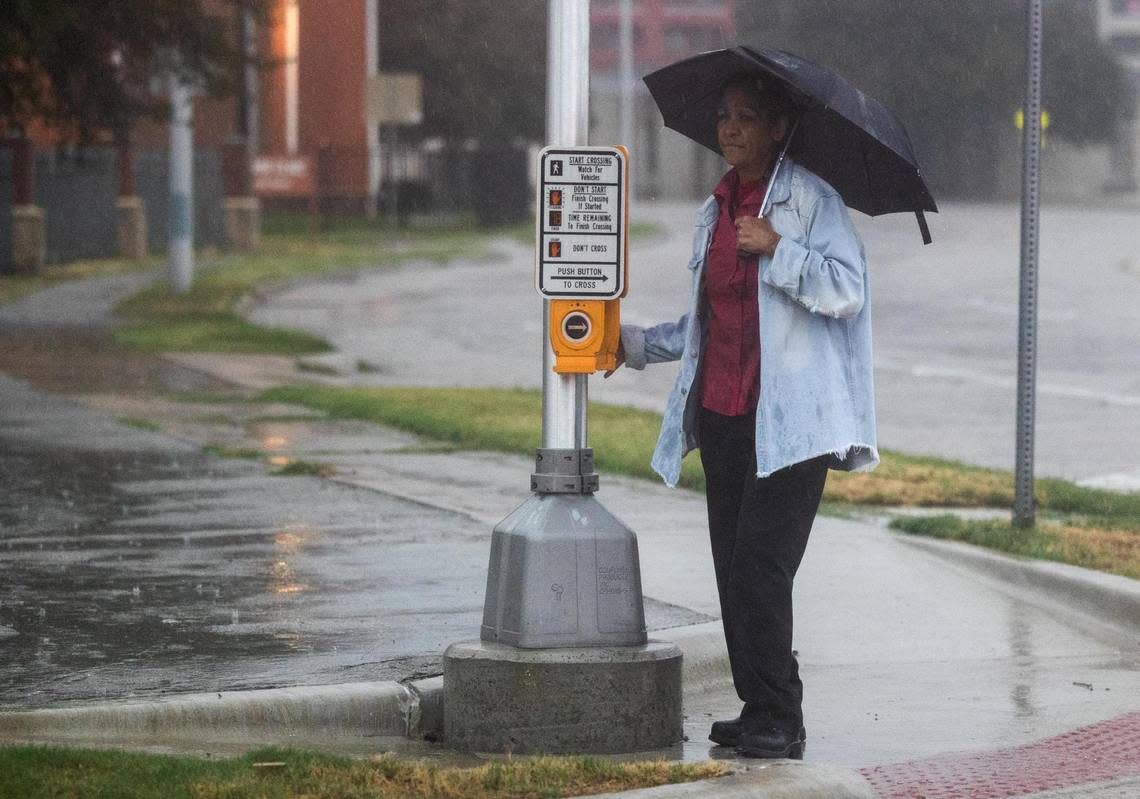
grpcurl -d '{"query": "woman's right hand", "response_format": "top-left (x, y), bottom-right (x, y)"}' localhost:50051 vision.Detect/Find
top-left (604, 340), bottom-right (626, 378)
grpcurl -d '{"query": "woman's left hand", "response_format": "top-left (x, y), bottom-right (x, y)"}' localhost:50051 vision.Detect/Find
top-left (736, 216), bottom-right (781, 257)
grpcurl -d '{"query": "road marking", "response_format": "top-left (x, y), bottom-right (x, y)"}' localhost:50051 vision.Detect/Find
top-left (1077, 470), bottom-right (1140, 492)
top-left (965, 296), bottom-right (1078, 321)
top-left (877, 358), bottom-right (1140, 408)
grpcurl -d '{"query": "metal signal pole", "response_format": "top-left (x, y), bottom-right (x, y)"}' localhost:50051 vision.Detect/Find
top-left (443, 0), bottom-right (681, 755)
top-left (542, 0), bottom-right (590, 450)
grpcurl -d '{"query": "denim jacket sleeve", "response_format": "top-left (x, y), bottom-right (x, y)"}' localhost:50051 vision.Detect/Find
top-left (763, 190), bottom-right (865, 319)
top-left (620, 195), bottom-right (716, 371)
top-left (620, 315), bottom-right (690, 370)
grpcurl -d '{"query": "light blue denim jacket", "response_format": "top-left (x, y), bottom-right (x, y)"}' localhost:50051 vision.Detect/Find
top-left (621, 158), bottom-right (879, 485)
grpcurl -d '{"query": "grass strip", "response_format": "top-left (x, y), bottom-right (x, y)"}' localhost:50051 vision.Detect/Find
top-left (890, 515), bottom-right (1140, 579)
top-left (112, 220), bottom-right (500, 355)
top-left (201, 445), bottom-right (264, 460)
top-left (118, 416), bottom-right (163, 432)
top-left (254, 385), bottom-right (1135, 514)
top-left (259, 385), bottom-right (706, 490)
top-left (0, 255), bottom-right (161, 306)
top-left (271, 459), bottom-right (337, 477)
top-left (255, 385), bottom-right (1139, 576)
top-left (199, 445), bottom-right (337, 477)
top-left (115, 318), bottom-right (331, 354)
top-left (0, 745), bottom-right (727, 799)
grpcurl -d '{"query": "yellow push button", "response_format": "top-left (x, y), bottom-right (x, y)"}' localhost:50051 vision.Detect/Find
top-left (550, 299), bottom-right (620, 374)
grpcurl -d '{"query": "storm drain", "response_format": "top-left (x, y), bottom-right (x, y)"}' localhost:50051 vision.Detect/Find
top-left (861, 712), bottom-right (1140, 798)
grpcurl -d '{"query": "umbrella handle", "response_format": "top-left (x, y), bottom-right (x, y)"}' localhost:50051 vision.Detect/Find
top-left (916, 210), bottom-right (932, 245)
top-left (759, 117), bottom-right (799, 218)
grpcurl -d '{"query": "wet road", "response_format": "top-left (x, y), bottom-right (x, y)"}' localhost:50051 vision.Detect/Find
top-left (0, 373), bottom-right (490, 707)
top-left (0, 371), bottom-right (710, 709)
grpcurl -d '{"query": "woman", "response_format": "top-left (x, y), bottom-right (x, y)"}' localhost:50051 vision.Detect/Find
top-left (608, 76), bottom-right (878, 759)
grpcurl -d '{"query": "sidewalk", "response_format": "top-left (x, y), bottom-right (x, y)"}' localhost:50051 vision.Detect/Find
top-left (1, 272), bottom-right (1139, 797)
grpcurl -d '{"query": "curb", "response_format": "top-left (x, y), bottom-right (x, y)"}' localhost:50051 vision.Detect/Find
top-left (0, 626), bottom-right (880, 798)
top-left (0, 624), bottom-right (726, 748)
top-left (0, 652), bottom-right (878, 799)
top-left (0, 681), bottom-right (422, 745)
top-left (892, 532), bottom-right (1140, 632)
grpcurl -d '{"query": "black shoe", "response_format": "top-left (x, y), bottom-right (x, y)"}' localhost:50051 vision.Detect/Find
top-left (708, 716), bottom-right (745, 747)
top-left (708, 704), bottom-right (765, 747)
top-left (735, 725), bottom-right (807, 760)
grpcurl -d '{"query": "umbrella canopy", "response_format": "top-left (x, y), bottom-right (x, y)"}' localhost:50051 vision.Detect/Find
top-left (643, 45), bottom-right (937, 243)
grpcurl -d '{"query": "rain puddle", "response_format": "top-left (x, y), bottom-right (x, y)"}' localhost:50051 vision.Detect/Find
top-left (0, 327), bottom-right (230, 396)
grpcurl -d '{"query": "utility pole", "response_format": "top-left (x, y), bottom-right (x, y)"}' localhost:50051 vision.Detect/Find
top-left (1014, 0), bottom-right (1044, 528)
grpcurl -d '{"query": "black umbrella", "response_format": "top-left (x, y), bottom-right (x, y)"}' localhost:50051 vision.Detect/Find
top-left (643, 45), bottom-right (937, 244)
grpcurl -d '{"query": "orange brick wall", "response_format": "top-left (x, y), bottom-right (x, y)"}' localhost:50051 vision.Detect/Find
top-left (297, 0), bottom-right (371, 198)
top-left (19, 0), bottom-right (376, 203)
top-left (260, 0), bottom-right (290, 156)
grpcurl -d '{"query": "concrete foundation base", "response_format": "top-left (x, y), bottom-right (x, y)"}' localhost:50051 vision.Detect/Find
top-left (443, 639), bottom-right (683, 754)
top-left (11, 205), bottom-right (46, 274)
top-left (116, 196), bottom-right (148, 260)
top-left (224, 196), bottom-right (261, 252)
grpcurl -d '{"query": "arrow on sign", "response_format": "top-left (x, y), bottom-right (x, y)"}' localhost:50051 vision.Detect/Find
top-left (548, 274), bottom-right (610, 281)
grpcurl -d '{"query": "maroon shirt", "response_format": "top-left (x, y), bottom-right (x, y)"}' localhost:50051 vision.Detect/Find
top-left (700, 169), bottom-right (766, 417)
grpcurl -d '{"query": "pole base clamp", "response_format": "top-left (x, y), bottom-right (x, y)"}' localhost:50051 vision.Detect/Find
top-left (531, 448), bottom-right (600, 494)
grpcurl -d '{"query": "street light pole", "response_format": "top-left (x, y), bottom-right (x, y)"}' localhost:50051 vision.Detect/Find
top-left (542, 0), bottom-right (590, 450)
top-left (618, 0), bottom-right (635, 198)
top-left (1014, 0), bottom-right (1044, 528)
top-left (168, 72), bottom-right (195, 295)
top-left (238, 2), bottom-right (259, 155)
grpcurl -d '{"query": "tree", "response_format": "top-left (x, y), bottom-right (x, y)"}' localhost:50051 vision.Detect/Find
top-left (0, 0), bottom-right (271, 141)
top-left (737, 0), bottom-right (1128, 199)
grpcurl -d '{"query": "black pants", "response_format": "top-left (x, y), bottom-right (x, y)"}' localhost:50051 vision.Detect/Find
top-left (698, 407), bottom-right (829, 732)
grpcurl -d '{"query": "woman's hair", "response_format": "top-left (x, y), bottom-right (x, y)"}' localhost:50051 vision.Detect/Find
top-left (719, 74), bottom-right (797, 128)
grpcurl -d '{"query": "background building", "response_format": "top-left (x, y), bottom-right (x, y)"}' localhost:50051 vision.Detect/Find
top-left (589, 0), bottom-right (736, 200)
top-left (1097, 0), bottom-right (1140, 190)
top-left (128, 0), bottom-right (382, 212)
top-left (1, 0), bottom-right (384, 270)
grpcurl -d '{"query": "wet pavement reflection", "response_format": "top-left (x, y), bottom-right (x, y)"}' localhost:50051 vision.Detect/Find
top-left (0, 327), bottom-right (231, 396)
top-left (0, 367), bottom-right (709, 711)
top-left (0, 377), bottom-right (492, 708)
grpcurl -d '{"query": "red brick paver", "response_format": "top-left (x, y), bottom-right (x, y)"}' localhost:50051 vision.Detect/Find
top-left (860, 712), bottom-right (1140, 798)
